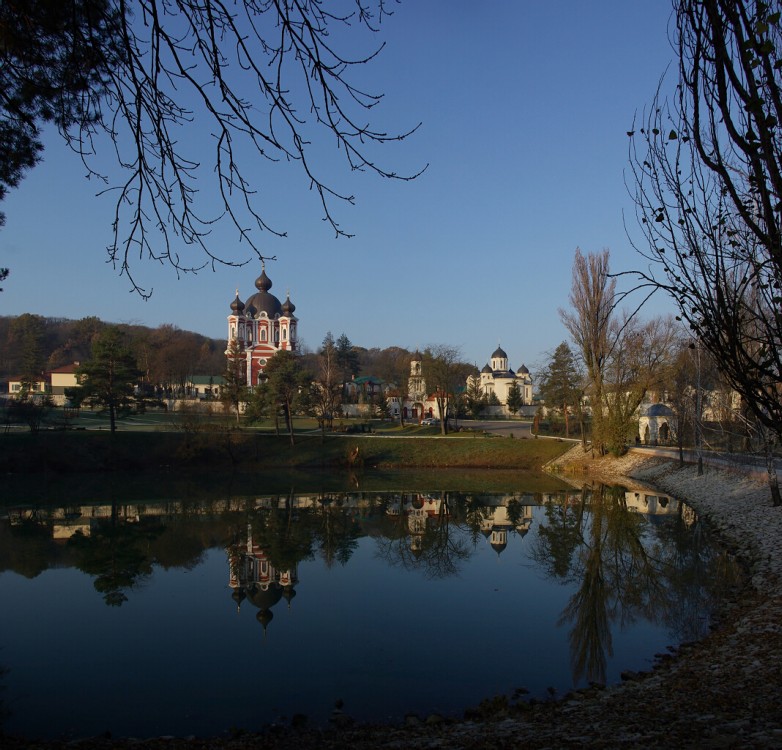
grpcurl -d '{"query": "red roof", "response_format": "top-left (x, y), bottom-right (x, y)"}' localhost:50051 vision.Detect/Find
top-left (50, 363), bottom-right (80, 374)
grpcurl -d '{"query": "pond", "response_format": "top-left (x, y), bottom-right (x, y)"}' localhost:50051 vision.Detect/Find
top-left (0, 477), bottom-right (738, 739)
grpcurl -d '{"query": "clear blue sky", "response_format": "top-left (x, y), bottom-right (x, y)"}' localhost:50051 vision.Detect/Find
top-left (0, 1), bottom-right (677, 374)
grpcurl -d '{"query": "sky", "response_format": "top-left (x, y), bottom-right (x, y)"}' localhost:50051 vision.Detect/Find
top-left (0, 1), bottom-right (679, 374)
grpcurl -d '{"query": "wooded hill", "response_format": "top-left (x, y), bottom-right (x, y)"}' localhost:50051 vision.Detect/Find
top-left (0, 314), bottom-right (479, 394)
top-left (0, 314), bottom-right (227, 391)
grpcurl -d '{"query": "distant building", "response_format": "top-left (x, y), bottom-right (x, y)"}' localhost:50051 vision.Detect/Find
top-left (386, 351), bottom-right (447, 422)
top-left (185, 375), bottom-right (225, 399)
top-left (638, 402), bottom-right (676, 445)
top-left (50, 362), bottom-right (80, 405)
top-left (225, 262), bottom-right (299, 386)
top-left (7, 375), bottom-right (48, 397)
top-left (467, 346), bottom-right (533, 415)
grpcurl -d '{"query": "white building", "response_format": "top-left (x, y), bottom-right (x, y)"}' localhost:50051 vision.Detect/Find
top-left (468, 347), bottom-right (533, 413)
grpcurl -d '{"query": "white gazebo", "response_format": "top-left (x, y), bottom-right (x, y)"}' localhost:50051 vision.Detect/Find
top-left (639, 403), bottom-right (676, 445)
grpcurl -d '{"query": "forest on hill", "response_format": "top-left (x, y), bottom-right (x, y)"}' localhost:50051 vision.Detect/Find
top-left (0, 314), bottom-right (227, 392)
top-left (0, 314), bottom-right (475, 394)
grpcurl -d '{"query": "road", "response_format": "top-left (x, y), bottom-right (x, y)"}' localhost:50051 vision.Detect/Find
top-left (456, 419), bottom-right (533, 438)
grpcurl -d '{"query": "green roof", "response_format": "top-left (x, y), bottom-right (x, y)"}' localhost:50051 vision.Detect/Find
top-left (188, 375), bottom-right (225, 386)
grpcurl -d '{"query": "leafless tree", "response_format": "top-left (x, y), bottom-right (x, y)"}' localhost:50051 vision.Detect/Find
top-left (627, 0), bottom-right (782, 502)
top-left (308, 332), bottom-right (343, 435)
top-left (561, 248), bottom-right (676, 455)
top-left (2, 1), bottom-right (425, 295)
top-left (423, 344), bottom-right (463, 435)
top-left (560, 249), bottom-right (615, 455)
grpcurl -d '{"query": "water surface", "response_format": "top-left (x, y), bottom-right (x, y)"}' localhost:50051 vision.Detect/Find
top-left (0, 482), bottom-right (738, 739)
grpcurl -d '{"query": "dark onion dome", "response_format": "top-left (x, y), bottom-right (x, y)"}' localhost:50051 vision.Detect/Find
top-left (518, 364), bottom-right (530, 374)
top-left (245, 267), bottom-right (282, 317)
top-left (256, 266), bottom-right (272, 292)
top-left (231, 587), bottom-right (246, 609)
top-left (495, 368), bottom-right (516, 378)
top-left (256, 608), bottom-right (274, 630)
top-left (411, 350), bottom-right (422, 360)
top-left (245, 581), bottom-right (283, 611)
top-left (492, 346), bottom-right (508, 359)
top-left (481, 363), bottom-right (493, 374)
top-left (490, 539), bottom-right (508, 554)
top-left (281, 293), bottom-right (296, 316)
top-left (230, 290), bottom-right (245, 314)
top-left (282, 586), bottom-right (297, 606)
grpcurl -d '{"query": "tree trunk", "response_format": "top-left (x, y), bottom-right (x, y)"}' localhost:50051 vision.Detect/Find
top-left (764, 434), bottom-right (781, 507)
top-left (285, 400), bottom-right (295, 446)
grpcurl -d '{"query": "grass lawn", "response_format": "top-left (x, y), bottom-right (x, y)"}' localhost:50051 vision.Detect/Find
top-left (1, 420), bottom-right (571, 474)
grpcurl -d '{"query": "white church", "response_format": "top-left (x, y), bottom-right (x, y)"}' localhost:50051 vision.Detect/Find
top-left (468, 346), bottom-right (533, 414)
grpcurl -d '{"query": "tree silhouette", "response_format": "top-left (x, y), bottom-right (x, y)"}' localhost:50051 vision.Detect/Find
top-left (1, 1), bottom-right (424, 293)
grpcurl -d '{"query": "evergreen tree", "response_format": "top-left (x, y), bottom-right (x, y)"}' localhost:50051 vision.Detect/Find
top-left (75, 326), bottom-right (141, 432)
top-left (537, 342), bottom-right (584, 440)
top-left (221, 339), bottom-right (248, 425)
top-left (336, 333), bottom-right (361, 383)
top-left (465, 376), bottom-right (486, 418)
top-left (265, 350), bottom-right (309, 446)
top-left (10, 313), bottom-right (46, 394)
top-left (506, 380), bottom-right (523, 416)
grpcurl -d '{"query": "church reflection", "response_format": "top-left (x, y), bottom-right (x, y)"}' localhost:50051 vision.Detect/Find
top-left (228, 523), bottom-right (298, 634)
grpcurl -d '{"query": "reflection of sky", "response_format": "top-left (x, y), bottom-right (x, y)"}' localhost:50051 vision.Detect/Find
top-left (0, 504), bottom-right (712, 739)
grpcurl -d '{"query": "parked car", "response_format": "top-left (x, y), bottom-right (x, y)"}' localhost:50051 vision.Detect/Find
top-left (420, 417), bottom-right (439, 426)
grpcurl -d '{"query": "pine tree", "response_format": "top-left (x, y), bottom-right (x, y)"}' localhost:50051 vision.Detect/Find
top-left (221, 339), bottom-right (248, 425)
top-left (75, 327), bottom-right (141, 432)
top-left (506, 380), bottom-right (523, 416)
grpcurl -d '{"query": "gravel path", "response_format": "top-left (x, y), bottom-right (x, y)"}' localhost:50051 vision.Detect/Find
top-left (6, 448), bottom-right (782, 749)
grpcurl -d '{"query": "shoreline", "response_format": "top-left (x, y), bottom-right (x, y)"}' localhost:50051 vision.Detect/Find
top-left (5, 447), bottom-right (782, 748)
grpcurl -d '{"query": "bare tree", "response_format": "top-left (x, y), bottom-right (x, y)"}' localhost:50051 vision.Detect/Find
top-left (1, 1), bottom-right (425, 294)
top-left (560, 249), bottom-right (615, 455)
top-left (423, 344), bottom-right (463, 435)
top-left (308, 332), bottom-right (343, 436)
top-left (602, 314), bottom-right (679, 453)
top-left (627, 0), bottom-right (782, 502)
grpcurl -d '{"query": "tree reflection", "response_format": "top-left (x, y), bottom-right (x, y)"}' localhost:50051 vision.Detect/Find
top-left (313, 494), bottom-right (361, 568)
top-left (69, 501), bottom-right (160, 606)
top-left (375, 492), bottom-right (472, 579)
top-left (533, 483), bottom-right (737, 686)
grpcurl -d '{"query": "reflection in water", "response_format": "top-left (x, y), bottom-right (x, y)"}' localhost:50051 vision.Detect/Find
top-left (0, 484), bottom-right (740, 737)
top-left (532, 484), bottom-right (740, 685)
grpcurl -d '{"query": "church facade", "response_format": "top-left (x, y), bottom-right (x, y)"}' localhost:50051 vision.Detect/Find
top-left (226, 263), bottom-right (298, 386)
top-left (469, 346), bottom-right (533, 409)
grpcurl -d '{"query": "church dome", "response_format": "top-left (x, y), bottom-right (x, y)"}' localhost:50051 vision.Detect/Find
top-left (492, 346), bottom-right (507, 359)
top-left (231, 587), bottom-right (246, 608)
top-left (518, 364), bottom-right (529, 374)
top-left (246, 581), bottom-right (283, 611)
top-left (230, 292), bottom-right (245, 314)
top-left (245, 266), bottom-right (282, 318)
top-left (281, 294), bottom-right (296, 317)
top-left (481, 363), bottom-right (493, 374)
